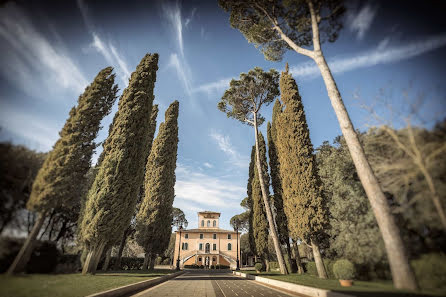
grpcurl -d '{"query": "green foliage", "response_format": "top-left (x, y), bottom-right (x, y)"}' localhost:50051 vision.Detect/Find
top-left (323, 259), bottom-right (335, 279)
top-left (0, 143), bottom-right (46, 232)
top-left (252, 133), bottom-right (270, 258)
top-left (255, 262), bottom-right (263, 272)
top-left (135, 101), bottom-right (179, 256)
top-left (28, 67), bottom-right (118, 214)
top-left (267, 105), bottom-right (290, 247)
top-left (217, 67), bottom-right (279, 126)
top-left (333, 259), bottom-right (356, 280)
top-left (411, 253), bottom-right (446, 290)
top-left (247, 146), bottom-right (256, 254)
top-left (80, 54), bottom-right (158, 249)
top-left (306, 262), bottom-right (317, 276)
top-left (276, 67), bottom-right (328, 243)
top-left (219, 0), bottom-right (345, 61)
top-left (172, 208), bottom-right (188, 229)
top-left (230, 212), bottom-right (249, 232)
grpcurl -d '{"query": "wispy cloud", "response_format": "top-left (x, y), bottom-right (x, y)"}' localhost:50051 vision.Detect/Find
top-left (0, 100), bottom-right (58, 151)
top-left (174, 163), bottom-right (244, 210)
top-left (209, 130), bottom-right (248, 168)
top-left (193, 77), bottom-right (231, 96)
top-left (184, 7), bottom-right (197, 28)
top-left (0, 3), bottom-right (87, 98)
top-left (77, 0), bottom-right (130, 85)
top-left (162, 1), bottom-right (194, 96)
top-left (290, 33), bottom-right (446, 79)
top-left (346, 3), bottom-right (379, 40)
top-left (203, 162), bottom-right (213, 168)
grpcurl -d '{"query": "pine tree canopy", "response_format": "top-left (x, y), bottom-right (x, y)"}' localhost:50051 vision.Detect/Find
top-left (276, 67), bottom-right (328, 242)
top-left (80, 54), bottom-right (158, 248)
top-left (28, 67), bottom-right (118, 214)
top-left (218, 67), bottom-right (279, 126)
top-left (219, 0), bottom-right (345, 61)
top-left (135, 100), bottom-right (179, 255)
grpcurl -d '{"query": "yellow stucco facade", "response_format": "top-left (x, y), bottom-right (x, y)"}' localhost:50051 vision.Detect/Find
top-left (173, 211), bottom-right (241, 269)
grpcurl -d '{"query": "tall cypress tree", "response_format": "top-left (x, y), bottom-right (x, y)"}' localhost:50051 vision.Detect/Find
top-left (252, 132), bottom-right (270, 271)
top-left (276, 65), bottom-right (328, 278)
top-left (7, 67), bottom-right (118, 274)
top-left (135, 101), bottom-right (179, 270)
top-left (114, 104), bottom-right (159, 270)
top-left (80, 54), bottom-right (158, 274)
top-left (246, 146), bottom-right (256, 256)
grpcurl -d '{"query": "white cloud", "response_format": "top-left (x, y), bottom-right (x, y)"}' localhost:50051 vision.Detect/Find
top-left (162, 0), bottom-right (184, 57)
top-left (0, 3), bottom-right (88, 97)
top-left (193, 77), bottom-right (231, 96)
top-left (346, 3), bottom-right (379, 40)
top-left (0, 100), bottom-right (59, 151)
top-left (174, 164), bottom-right (244, 210)
top-left (184, 7), bottom-right (197, 28)
top-left (290, 33), bottom-right (446, 79)
top-left (209, 130), bottom-right (248, 168)
top-left (203, 162), bottom-right (213, 168)
top-left (168, 53), bottom-right (192, 95)
top-left (77, 0), bottom-right (130, 85)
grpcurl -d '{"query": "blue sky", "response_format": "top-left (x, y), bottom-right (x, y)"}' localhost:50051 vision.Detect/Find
top-left (0, 0), bottom-right (445, 231)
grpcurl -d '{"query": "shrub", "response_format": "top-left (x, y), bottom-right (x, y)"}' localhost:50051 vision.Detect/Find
top-left (411, 253), bottom-right (446, 290)
top-left (323, 259), bottom-right (335, 279)
top-left (255, 262), bottom-right (263, 272)
top-left (55, 254), bottom-right (81, 273)
top-left (333, 259), bottom-right (356, 280)
top-left (269, 261), bottom-right (279, 271)
top-left (306, 262), bottom-right (317, 276)
top-left (219, 264), bottom-right (229, 269)
top-left (0, 237), bottom-right (59, 273)
top-left (184, 264), bottom-right (199, 268)
top-left (155, 256), bottom-right (163, 265)
top-left (162, 258), bottom-right (171, 265)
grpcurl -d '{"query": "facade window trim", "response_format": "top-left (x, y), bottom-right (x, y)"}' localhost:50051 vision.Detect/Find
top-left (228, 243), bottom-right (232, 251)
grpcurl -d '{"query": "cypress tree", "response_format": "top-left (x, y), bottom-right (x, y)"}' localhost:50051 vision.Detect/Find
top-left (80, 54), bottom-right (159, 274)
top-left (7, 67), bottom-right (118, 274)
top-left (114, 104), bottom-right (159, 270)
top-left (276, 65), bottom-right (328, 278)
top-left (251, 132), bottom-right (270, 271)
top-left (247, 146), bottom-right (256, 256)
top-left (135, 101), bottom-right (179, 270)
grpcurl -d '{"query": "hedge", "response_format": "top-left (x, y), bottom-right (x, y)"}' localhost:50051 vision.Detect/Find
top-left (411, 253), bottom-right (446, 290)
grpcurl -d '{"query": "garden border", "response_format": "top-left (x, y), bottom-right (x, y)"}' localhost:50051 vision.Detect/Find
top-left (86, 270), bottom-right (185, 297)
top-left (233, 271), bottom-right (354, 297)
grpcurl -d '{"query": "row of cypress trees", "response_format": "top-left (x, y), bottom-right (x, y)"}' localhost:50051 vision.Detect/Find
top-left (244, 64), bottom-right (329, 277)
top-left (8, 53), bottom-right (180, 275)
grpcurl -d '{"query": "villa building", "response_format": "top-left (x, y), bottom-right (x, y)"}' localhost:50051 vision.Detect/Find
top-left (173, 211), bottom-right (241, 269)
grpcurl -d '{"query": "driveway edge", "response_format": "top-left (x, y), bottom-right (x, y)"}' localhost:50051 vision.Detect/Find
top-left (86, 270), bottom-right (185, 297)
top-left (232, 271), bottom-right (354, 297)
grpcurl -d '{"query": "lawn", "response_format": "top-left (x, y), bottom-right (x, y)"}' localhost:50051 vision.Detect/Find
top-left (245, 271), bottom-right (446, 297)
top-left (0, 269), bottom-right (174, 297)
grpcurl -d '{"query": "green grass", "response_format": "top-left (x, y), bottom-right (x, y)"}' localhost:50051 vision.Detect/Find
top-left (245, 271), bottom-right (446, 297)
top-left (0, 269), bottom-right (174, 297)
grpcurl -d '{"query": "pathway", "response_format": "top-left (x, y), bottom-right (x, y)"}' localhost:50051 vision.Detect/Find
top-left (130, 270), bottom-right (299, 297)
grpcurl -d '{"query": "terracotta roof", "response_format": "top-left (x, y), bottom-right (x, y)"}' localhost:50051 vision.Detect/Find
top-left (176, 228), bottom-right (237, 233)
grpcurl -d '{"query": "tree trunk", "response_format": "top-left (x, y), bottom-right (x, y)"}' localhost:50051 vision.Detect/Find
top-left (313, 51), bottom-right (418, 289)
top-left (149, 254), bottom-right (156, 270)
top-left (143, 253), bottom-right (150, 270)
top-left (253, 114), bottom-right (288, 275)
top-left (311, 239), bottom-right (327, 279)
top-left (102, 247), bottom-right (112, 271)
top-left (114, 227), bottom-right (130, 270)
top-left (285, 240), bottom-right (296, 273)
top-left (82, 242), bottom-right (106, 275)
top-left (292, 239), bottom-right (304, 274)
top-left (264, 257), bottom-right (270, 272)
top-left (7, 212), bottom-right (46, 274)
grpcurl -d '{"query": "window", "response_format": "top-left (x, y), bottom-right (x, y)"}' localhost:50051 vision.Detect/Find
top-left (213, 220), bottom-right (216, 227)
top-left (199, 243), bottom-right (203, 250)
top-left (185, 243), bottom-right (188, 250)
top-left (213, 257), bottom-right (216, 261)
top-left (185, 233), bottom-right (188, 239)
top-left (227, 234), bottom-right (231, 239)
top-left (207, 220), bottom-right (210, 227)
top-left (200, 233), bottom-right (203, 239)
top-left (201, 220), bottom-right (204, 227)
top-left (213, 234), bottom-right (216, 239)
top-left (198, 257), bottom-right (202, 261)
top-left (182, 243), bottom-right (188, 250)
top-left (213, 243), bottom-right (217, 251)
top-left (228, 243), bottom-right (232, 251)
top-left (181, 243), bottom-right (184, 250)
